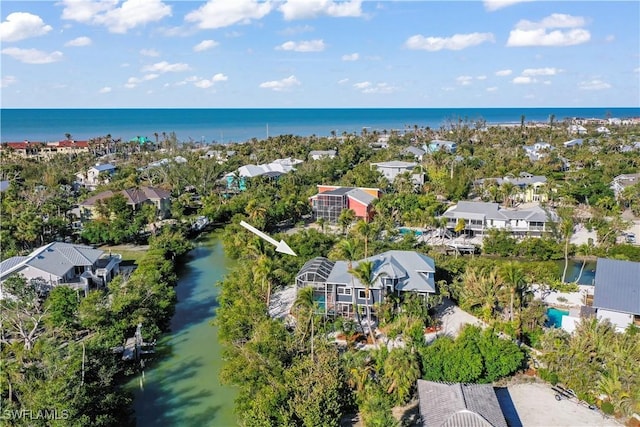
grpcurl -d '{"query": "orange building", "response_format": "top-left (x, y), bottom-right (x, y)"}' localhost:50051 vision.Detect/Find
top-left (310, 185), bottom-right (381, 223)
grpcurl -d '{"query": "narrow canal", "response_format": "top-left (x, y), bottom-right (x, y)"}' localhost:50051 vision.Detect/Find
top-left (127, 234), bottom-right (237, 426)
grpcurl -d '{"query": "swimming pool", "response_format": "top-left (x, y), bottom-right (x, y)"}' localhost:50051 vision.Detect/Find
top-left (546, 307), bottom-right (569, 328)
top-left (399, 228), bottom-right (423, 236)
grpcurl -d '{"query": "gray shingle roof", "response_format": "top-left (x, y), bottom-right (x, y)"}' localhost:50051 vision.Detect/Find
top-left (417, 380), bottom-right (508, 427)
top-left (593, 258), bottom-right (640, 315)
top-left (346, 188), bottom-right (376, 206)
top-left (91, 163), bottom-right (116, 172)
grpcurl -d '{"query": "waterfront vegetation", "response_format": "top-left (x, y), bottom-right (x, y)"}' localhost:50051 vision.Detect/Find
top-left (1, 118), bottom-right (640, 425)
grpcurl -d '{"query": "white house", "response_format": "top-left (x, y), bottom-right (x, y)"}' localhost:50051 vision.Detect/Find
top-left (564, 138), bottom-right (584, 148)
top-left (76, 163), bottom-right (116, 189)
top-left (441, 201), bottom-right (557, 237)
top-left (370, 161), bottom-right (424, 186)
top-left (308, 150), bottom-right (337, 160)
top-left (0, 242), bottom-right (122, 298)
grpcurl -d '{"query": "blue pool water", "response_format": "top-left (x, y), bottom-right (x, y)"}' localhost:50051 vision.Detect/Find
top-left (313, 295), bottom-right (326, 311)
top-left (546, 308), bottom-right (569, 328)
top-left (399, 228), bottom-right (423, 236)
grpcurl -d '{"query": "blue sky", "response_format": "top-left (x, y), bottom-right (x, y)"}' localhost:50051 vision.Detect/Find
top-left (1, 0), bottom-right (638, 108)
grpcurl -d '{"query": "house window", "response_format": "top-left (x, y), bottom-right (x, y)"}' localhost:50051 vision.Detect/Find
top-left (74, 266), bottom-right (85, 275)
top-left (337, 287), bottom-right (352, 296)
top-left (358, 290), bottom-right (368, 299)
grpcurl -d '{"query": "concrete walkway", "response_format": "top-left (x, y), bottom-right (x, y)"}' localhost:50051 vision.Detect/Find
top-left (427, 298), bottom-right (485, 342)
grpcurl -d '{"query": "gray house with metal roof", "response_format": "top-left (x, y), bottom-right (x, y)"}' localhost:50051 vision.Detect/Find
top-left (441, 201), bottom-right (557, 237)
top-left (0, 242), bottom-right (121, 298)
top-left (417, 380), bottom-right (508, 427)
top-left (592, 258), bottom-right (640, 331)
top-left (295, 250), bottom-right (436, 319)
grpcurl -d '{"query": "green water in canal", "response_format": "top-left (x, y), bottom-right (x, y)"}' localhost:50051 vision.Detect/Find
top-left (127, 234), bottom-right (237, 426)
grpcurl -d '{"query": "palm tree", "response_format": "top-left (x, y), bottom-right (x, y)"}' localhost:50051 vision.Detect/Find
top-left (499, 262), bottom-right (527, 323)
top-left (461, 266), bottom-right (504, 322)
top-left (383, 348), bottom-right (421, 405)
top-left (338, 208), bottom-right (356, 235)
top-left (349, 260), bottom-right (378, 346)
top-left (253, 255), bottom-right (276, 308)
top-left (558, 207), bottom-right (575, 283)
top-left (353, 219), bottom-right (375, 258)
top-left (293, 286), bottom-right (316, 359)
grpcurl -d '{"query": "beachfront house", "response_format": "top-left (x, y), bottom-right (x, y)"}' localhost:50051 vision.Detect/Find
top-left (76, 186), bottom-right (171, 222)
top-left (370, 161), bottom-right (424, 186)
top-left (229, 157), bottom-right (303, 180)
top-left (310, 185), bottom-right (381, 224)
top-left (295, 250), bottom-right (436, 319)
top-left (424, 140), bottom-right (457, 154)
top-left (592, 258), bottom-right (640, 332)
top-left (441, 201), bottom-right (557, 237)
top-left (474, 172), bottom-right (549, 203)
top-left (417, 380), bottom-right (509, 427)
top-left (1, 140), bottom-right (90, 160)
top-left (0, 242), bottom-right (122, 298)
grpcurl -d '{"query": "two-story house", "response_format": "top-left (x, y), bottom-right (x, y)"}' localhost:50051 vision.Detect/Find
top-left (474, 172), bottom-right (549, 203)
top-left (76, 163), bottom-right (117, 190)
top-left (77, 186), bottom-right (171, 221)
top-left (310, 185), bottom-right (381, 224)
top-left (370, 161), bottom-right (424, 186)
top-left (441, 201), bottom-right (557, 237)
top-left (0, 242), bottom-right (121, 298)
top-left (295, 250), bottom-right (436, 319)
top-left (424, 140), bottom-right (457, 153)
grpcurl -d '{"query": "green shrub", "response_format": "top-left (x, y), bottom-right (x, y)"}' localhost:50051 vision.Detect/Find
top-left (600, 401), bottom-right (614, 415)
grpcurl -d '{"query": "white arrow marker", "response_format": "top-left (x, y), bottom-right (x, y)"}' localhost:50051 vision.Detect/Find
top-left (239, 220), bottom-right (297, 256)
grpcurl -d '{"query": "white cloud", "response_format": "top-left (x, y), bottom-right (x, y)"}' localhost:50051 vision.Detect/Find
top-left (507, 14), bottom-right (590, 47)
top-left (212, 73), bottom-right (228, 82)
top-left (1, 75), bottom-right (17, 88)
top-left (185, 0), bottom-right (272, 29)
top-left (279, 24), bottom-right (314, 36)
top-left (259, 75), bottom-right (301, 91)
top-left (605, 35), bottom-right (615, 43)
top-left (483, 0), bottom-right (533, 12)
top-left (279, 0), bottom-right (363, 20)
top-left (65, 36), bottom-right (92, 47)
top-left (495, 69), bottom-right (512, 76)
top-left (60, 0), bottom-right (172, 34)
top-left (353, 81), bottom-right (396, 94)
top-left (1, 47), bottom-right (63, 64)
top-left (140, 49), bottom-right (160, 57)
top-left (194, 39), bottom-right (219, 52)
top-left (456, 76), bottom-right (473, 86)
top-left (342, 53), bottom-right (359, 61)
top-left (635, 67), bottom-right (640, 73)
top-left (276, 39), bottom-right (325, 52)
top-left (142, 61), bottom-right (190, 73)
top-left (338, 78), bottom-right (349, 84)
top-left (522, 67), bottom-right (562, 76)
top-left (405, 32), bottom-right (495, 51)
top-left (578, 79), bottom-right (611, 90)
top-left (476, 75), bottom-right (487, 80)
top-left (512, 76), bottom-right (534, 84)
top-left (0, 12), bottom-right (52, 42)
top-left (195, 73), bottom-right (228, 88)
top-left (99, 86), bottom-right (112, 94)
top-left (124, 73), bottom-right (159, 88)
top-left (486, 86), bottom-right (498, 92)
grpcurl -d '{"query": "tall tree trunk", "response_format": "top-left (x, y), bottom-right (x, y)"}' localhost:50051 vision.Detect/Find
top-left (562, 236), bottom-right (570, 283)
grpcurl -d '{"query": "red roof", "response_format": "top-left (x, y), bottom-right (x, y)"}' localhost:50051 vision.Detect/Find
top-left (57, 140), bottom-right (89, 148)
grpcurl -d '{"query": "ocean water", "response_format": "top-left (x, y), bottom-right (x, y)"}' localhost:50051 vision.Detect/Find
top-left (1, 107), bottom-right (638, 144)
